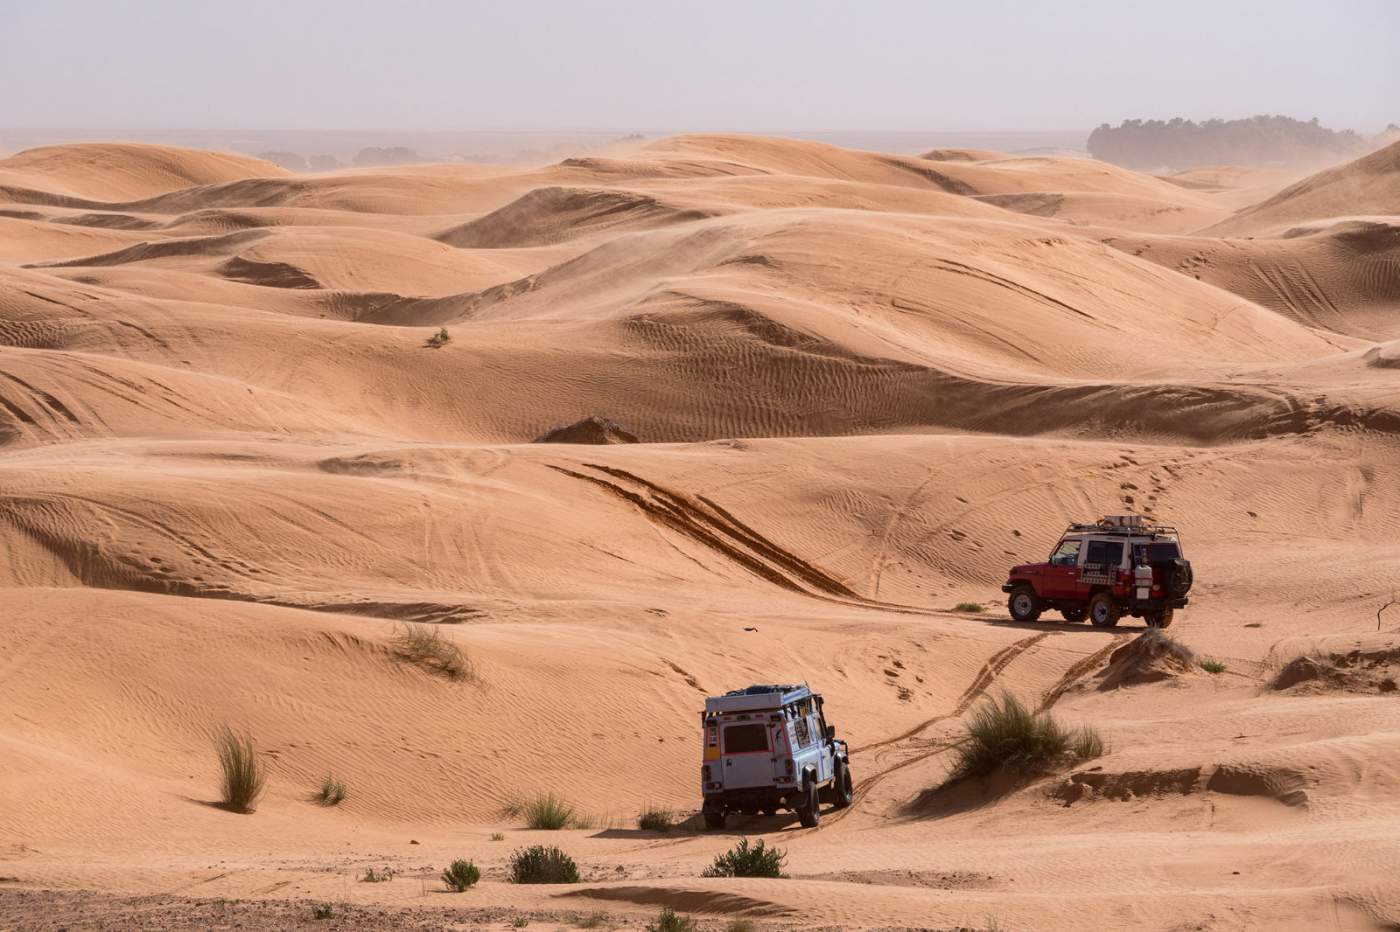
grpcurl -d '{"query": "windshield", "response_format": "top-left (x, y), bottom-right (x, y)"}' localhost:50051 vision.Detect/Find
top-left (1050, 539), bottom-right (1081, 566)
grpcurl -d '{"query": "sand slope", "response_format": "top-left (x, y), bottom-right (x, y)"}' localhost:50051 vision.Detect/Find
top-left (2, 135), bottom-right (1398, 931)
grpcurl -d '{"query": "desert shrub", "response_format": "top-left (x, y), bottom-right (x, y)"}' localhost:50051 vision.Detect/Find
top-left (637, 805), bottom-right (673, 832)
top-left (701, 838), bottom-right (786, 878)
top-left (311, 903), bottom-right (333, 920)
top-left (509, 845), bottom-right (579, 884)
top-left (647, 907), bottom-right (697, 932)
top-left (390, 623), bottom-right (473, 681)
top-left (944, 692), bottom-right (1103, 786)
top-left (491, 832), bottom-right (506, 841)
top-left (316, 774), bottom-right (346, 806)
top-left (215, 727), bottom-right (267, 813)
top-left (1200, 659), bottom-right (1227, 674)
top-left (520, 792), bottom-right (575, 830)
top-left (427, 327), bottom-right (451, 348)
top-left (441, 859), bottom-right (480, 891)
top-left (359, 866), bottom-right (393, 883)
top-left (954, 602), bottom-right (985, 613)
top-left (512, 919), bottom-right (530, 929)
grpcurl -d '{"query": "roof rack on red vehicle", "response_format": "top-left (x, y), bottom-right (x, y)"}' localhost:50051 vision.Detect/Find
top-left (1062, 515), bottom-right (1181, 540)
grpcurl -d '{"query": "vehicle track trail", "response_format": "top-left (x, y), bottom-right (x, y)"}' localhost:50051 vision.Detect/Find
top-left (545, 461), bottom-right (937, 614)
top-left (827, 631), bottom-right (1054, 824)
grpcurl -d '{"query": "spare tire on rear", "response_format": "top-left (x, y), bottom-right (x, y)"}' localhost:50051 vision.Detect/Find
top-left (1167, 559), bottom-right (1193, 596)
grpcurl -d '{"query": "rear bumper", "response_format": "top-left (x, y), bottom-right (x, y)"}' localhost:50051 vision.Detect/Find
top-left (703, 785), bottom-right (799, 811)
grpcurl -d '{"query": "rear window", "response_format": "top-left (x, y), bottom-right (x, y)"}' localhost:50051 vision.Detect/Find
top-left (722, 723), bottom-right (769, 754)
top-left (1148, 542), bottom-right (1181, 561)
top-left (1085, 540), bottom-right (1124, 566)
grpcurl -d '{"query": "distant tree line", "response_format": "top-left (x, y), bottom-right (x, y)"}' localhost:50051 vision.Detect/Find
top-left (1087, 115), bottom-right (1380, 170)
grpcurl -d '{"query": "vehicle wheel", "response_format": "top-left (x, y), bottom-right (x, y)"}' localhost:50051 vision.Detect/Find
top-left (831, 760), bottom-right (854, 810)
top-left (1088, 592), bottom-right (1120, 628)
top-left (1145, 608), bottom-right (1175, 629)
top-left (797, 780), bottom-right (820, 828)
top-left (1007, 584), bottom-right (1042, 623)
top-left (1061, 607), bottom-right (1087, 624)
top-left (703, 807), bottom-right (725, 830)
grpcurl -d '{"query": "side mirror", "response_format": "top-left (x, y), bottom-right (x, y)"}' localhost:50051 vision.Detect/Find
top-left (825, 725), bottom-right (836, 741)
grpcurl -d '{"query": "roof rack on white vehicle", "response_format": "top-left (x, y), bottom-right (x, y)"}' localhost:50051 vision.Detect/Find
top-left (1063, 515), bottom-right (1181, 541)
top-left (703, 684), bottom-right (813, 716)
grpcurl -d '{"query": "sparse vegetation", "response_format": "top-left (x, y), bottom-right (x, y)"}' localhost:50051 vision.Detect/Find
top-left (637, 805), bottom-right (674, 832)
top-left (389, 623), bottom-right (474, 681)
top-left (441, 859), bottom-right (481, 891)
top-left (1200, 659), bottom-right (1228, 674)
top-left (315, 774), bottom-right (346, 806)
top-left (701, 838), bottom-right (786, 878)
top-left (426, 327), bottom-right (451, 348)
top-left (359, 866), bottom-right (394, 883)
top-left (214, 727), bottom-right (267, 813)
top-left (954, 602), bottom-right (985, 613)
top-left (646, 907), bottom-right (697, 932)
top-left (944, 692), bottom-right (1104, 786)
top-left (512, 919), bottom-right (530, 929)
top-left (514, 791), bottom-right (575, 830)
top-left (726, 922), bottom-right (759, 932)
top-left (509, 845), bottom-right (580, 884)
top-left (490, 831), bottom-right (506, 841)
top-left (576, 912), bottom-right (609, 929)
top-left (311, 903), bottom-right (333, 920)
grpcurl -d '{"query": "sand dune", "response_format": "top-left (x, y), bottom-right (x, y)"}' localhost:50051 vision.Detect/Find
top-left (1210, 139), bottom-right (1400, 235)
top-left (2, 135), bottom-right (1398, 931)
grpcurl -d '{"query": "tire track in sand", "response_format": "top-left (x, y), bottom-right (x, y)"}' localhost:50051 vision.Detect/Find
top-left (826, 631), bottom-right (1052, 824)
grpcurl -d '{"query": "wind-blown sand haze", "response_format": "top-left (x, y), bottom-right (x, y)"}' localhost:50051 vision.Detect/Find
top-left (2, 134), bottom-right (1399, 930)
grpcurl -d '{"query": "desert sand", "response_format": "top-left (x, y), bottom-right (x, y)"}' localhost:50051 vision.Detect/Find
top-left (2, 134), bottom-right (1399, 930)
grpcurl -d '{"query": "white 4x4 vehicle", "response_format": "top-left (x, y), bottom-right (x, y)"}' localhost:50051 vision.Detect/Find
top-left (700, 685), bottom-right (853, 829)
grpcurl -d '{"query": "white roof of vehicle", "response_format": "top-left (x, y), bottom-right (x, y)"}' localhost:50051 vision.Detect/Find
top-left (704, 684), bottom-right (812, 715)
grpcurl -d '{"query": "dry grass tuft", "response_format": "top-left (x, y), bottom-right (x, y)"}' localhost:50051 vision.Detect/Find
top-left (944, 692), bottom-right (1104, 786)
top-left (215, 727), bottom-right (267, 813)
top-left (390, 623), bottom-right (474, 681)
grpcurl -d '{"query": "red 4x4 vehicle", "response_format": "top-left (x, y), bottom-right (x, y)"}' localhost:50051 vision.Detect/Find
top-left (1002, 515), bottom-right (1193, 628)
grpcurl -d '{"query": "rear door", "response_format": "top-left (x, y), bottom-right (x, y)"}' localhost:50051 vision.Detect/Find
top-left (720, 718), bottom-right (775, 789)
top-left (1078, 539), bottom-right (1124, 596)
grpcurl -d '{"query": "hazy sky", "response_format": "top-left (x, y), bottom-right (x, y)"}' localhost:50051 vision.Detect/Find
top-left (2, 0), bottom-right (1396, 133)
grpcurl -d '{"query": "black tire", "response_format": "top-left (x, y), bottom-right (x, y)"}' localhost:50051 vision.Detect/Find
top-left (797, 780), bottom-right (820, 828)
top-left (703, 807), bottom-right (725, 830)
top-left (1088, 592), bottom-right (1120, 628)
top-left (1061, 607), bottom-right (1087, 624)
top-left (1145, 608), bottom-right (1175, 629)
top-left (1167, 560), bottom-right (1193, 597)
top-left (1007, 584), bottom-right (1042, 623)
top-left (831, 760), bottom-right (854, 810)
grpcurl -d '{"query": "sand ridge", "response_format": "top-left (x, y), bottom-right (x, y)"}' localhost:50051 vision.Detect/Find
top-left (2, 134), bottom-right (1399, 930)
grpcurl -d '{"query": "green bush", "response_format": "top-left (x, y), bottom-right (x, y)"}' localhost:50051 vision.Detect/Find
top-left (427, 327), bottom-right (451, 348)
top-left (954, 602), bottom-right (985, 613)
top-left (519, 792), bottom-right (575, 830)
top-left (701, 838), bottom-right (786, 878)
top-left (509, 845), bottom-right (580, 884)
top-left (637, 805), bottom-right (673, 832)
top-left (441, 859), bottom-right (480, 891)
top-left (1200, 659), bottom-right (1227, 674)
top-left (215, 727), bottom-right (267, 813)
top-left (944, 691), bottom-right (1104, 785)
top-left (316, 774), bottom-right (346, 806)
top-left (646, 907), bottom-right (697, 932)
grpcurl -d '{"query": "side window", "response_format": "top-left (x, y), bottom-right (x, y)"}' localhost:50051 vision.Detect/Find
top-left (1085, 540), bottom-right (1124, 566)
top-left (1050, 540), bottom-right (1081, 566)
top-left (794, 715), bottom-right (812, 747)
